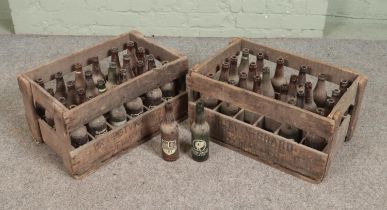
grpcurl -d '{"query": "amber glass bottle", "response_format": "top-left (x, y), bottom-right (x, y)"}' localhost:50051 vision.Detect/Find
top-left (219, 62), bottom-right (230, 83)
top-left (54, 72), bottom-right (67, 100)
top-left (136, 60), bottom-right (145, 76)
top-left (106, 62), bottom-right (117, 90)
top-left (296, 89), bottom-right (305, 108)
top-left (191, 100), bottom-right (210, 162)
top-left (339, 80), bottom-right (349, 97)
top-left (110, 47), bottom-right (121, 69)
top-left (253, 75), bottom-right (262, 94)
top-left (325, 98), bottom-right (335, 115)
top-left (161, 102), bottom-right (179, 161)
top-left (280, 84), bottom-right (288, 102)
top-left (74, 63), bottom-right (86, 91)
top-left (271, 57), bottom-right (286, 93)
top-left (304, 81), bottom-right (317, 113)
top-left (201, 74), bottom-right (219, 108)
top-left (247, 62), bottom-right (257, 90)
top-left (85, 70), bottom-right (98, 99)
top-left (66, 81), bottom-right (76, 107)
top-left (256, 51), bottom-right (264, 76)
top-left (75, 88), bottom-right (86, 105)
top-left (238, 48), bottom-right (250, 74)
top-left (229, 55), bottom-right (239, 84)
top-left (261, 67), bottom-right (274, 98)
top-left (332, 89), bottom-right (341, 104)
top-left (88, 115), bottom-right (108, 137)
top-left (313, 74), bottom-right (328, 107)
top-left (126, 41), bottom-right (138, 71)
top-left (287, 75), bottom-right (298, 100)
top-left (123, 54), bottom-right (135, 79)
top-left (297, 65), bottom-right (308, 87)
top-left (89, 57), bottom-right (105, 85)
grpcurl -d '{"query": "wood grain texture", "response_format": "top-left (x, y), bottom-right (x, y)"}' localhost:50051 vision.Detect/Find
top-left (188, 102), bottom-right (328, 182)
top-left (17, 75), bottom-right (42, 143)
top-left (328, 77), bottom-right (359, 119)
top-left (241, 38), bottom-right (358, 85)
top-left (187, 72), bottom-right (335, 139)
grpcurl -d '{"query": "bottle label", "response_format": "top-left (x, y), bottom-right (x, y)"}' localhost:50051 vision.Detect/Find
top-left (162, 139), bottom-right (177, 155)
top-left (192, 139), bottom-right (208, 156)
top-left (95, 127), bottom-right (107, 137)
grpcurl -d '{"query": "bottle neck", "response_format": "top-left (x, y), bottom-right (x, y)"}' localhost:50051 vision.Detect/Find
top-left (248, 68), bottom-right (255, 81)
top-left (195, 110), bottom-right (205, 124)
top-left (316, 79), bottom-right (326, 88)
top-left (256, 59), bottom-right (263, 74)
top-left (108, 68), bottom-right (116, 83)
top-left (165, 107), bottom-right (175, 123)
top-left (219, 69), bottom-right (229, 82)
top-left (297, 94), bottom-right (304, 108)
top-left (274, 65), bottom-right (284, 78)
top-left (229, 61), bottom-right (237, 76)
top-left (305, 86), bottom-right (313, 103)
top-left (262, 71), bottom-right (270, 81)
top-left (56, 78), bottom-right (66, 91)
top-left (253, 79), bottom-right (261, 93)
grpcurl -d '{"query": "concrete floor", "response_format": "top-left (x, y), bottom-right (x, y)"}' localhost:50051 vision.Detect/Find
top-left (0, 35), bottom-right (386, 209)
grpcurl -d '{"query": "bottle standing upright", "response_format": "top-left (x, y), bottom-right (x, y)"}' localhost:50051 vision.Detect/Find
top-left (191, 100), bottom-right (210, 162)
top-left (160, 102), bottom-right (179, 161)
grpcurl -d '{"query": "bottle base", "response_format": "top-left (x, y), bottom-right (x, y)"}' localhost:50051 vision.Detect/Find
top-left (192, 155), bottom-right (209, 162)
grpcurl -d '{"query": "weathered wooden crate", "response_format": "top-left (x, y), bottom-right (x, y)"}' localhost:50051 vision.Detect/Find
top-left (186, 38), bottom-right (367, 183)
top-left (17, 31), bottom-right (188, 178)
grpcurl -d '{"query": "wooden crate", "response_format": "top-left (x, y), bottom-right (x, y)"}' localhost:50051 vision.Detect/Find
top-left (17, 31), bottom-right (188, 178)
top-left (186, 38), bottom-right (367, 183)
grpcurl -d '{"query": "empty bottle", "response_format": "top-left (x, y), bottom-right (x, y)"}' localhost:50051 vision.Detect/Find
top-left (147, 54), bottom-right (157, 71)
top-left (256, 51), bottom-right (264, 76)
top-left (261, 67), bottom-right (275, 98)
top-left (272, 57), bottom-right (286, 93)
top-left (123, 54), bottom-right (135, 79)
top-left (110, 47), bottom-right (121, 69)
top-left (136, 60), bottom-right (145, 76)
top-left (106, 62), bottom-right (118, 89)
top-left (331, 89), bottom-right (341, 104)
top-left (89, 57), bottom-right (105, 85)
top-left (66, 81), bottom-right (77, 107)
top-left (229, 55), bottom-right (239, 84)
top-left (88, 115), bottom-right (108, 137)
top-left (220, 79), bottom-right (239, 116)
top-left (314, 74), bottom-right (328, 107)
top-left (161, 81), bottom-right (176, 99)
top-left (126, 41), bottom-right (138, 72)
top-left (97, 79), bottom-right (107, 94)
top-left (304, 108), bottom-right (327, 150)
top-left (297, 65), bottom-right (308, 87)
top-left (146, 88), bottom-right (162, 108)
top-left (296, 89), bottom-right (305, 108)
top-left (278, 98), bottom-right (299, 141)
top-left (75, 88), bottom-right (86, 105)
top-left (304, 82), bottom-right (317, 113)
top-left (238, 72), bottom-right (248, 89)
top-left (137, 47), bottom-right (146, 63)
top-left (109, 105), bottom-right (127, 127)
top-left (85, 70), bottom-right (98, 98)
top-left (287, 75), bottom-right (298, 100)
top-left (54, 72), bottom-right (67, 100)
top-left (339, 80), bottom-right (349, 97)
top-left (219, 62), bottom-right (230, 83)
top-left (118, 68), bottom-right (128, 85)
top-left (34, 78), bottom-right (45, 118)
top-left (161, 102), bottom-right (179, 161)
top-left (253, 75), bottom-right (262, 95)
top-left (69, 105), bottom-right (88, 148)
top-left (74, 63), bottom-right (86, 91)
top-left (247, 62), bottom-right (257, 90)
top-left (45, 88), bottom-right (55, 127)
top-left (325, 98), bottom-right (335, 115)
top-left (280, 84), bottom-right (288, 102)
top-left (125, 97), bottom-right (144, 118)
top-left (191, 100), bottom-right (210, 162)
top-left (238, 48), bottom-right (250, 74)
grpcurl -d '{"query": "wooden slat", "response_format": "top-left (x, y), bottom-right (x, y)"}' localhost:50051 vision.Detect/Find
top-left (17, 74), bottom-right (42, 143)
top-left (188, 102), bottom-right (328, 181)
top-left (241, 38), bottom-right (358, 85)
top-left (327, 114), bottom-right (351, 162)
top-left (70, 93), bottom-right (187, 176)
top-left (25, 32), bottom-right (131, 82)
top-left (129, 30), bottom-right (180, 61)
top-left (346, 74), bottom-right (368, 141)
top-left (328, 77), bottom-right (359, 119)
top-left (194, 38), bottom-right (241, 75)
top-left (187, 72), bottom-right (335, 139)
top-left (63, 56), bottom-right (188, 131)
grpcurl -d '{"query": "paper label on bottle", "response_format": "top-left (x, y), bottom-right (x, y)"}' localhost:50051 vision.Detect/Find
top-left (192, 139), bottom-right (208, 156)
top-left (162, 139), bottom-right (177, 155)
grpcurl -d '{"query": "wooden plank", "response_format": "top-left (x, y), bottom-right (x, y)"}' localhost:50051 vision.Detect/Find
top-left (70, 93), bottom-right (187, 176)
top-left (345, 74), bottom-right (368, 141)
top-left (17, 74), bottom-right (42, 143)
top-left (63, 56), bottom-right (188, 131)
top-left (194, 38), bottom-right (241, 75)
top-left (187, 72), bottom-right (335, 139)
top-left (25, 32), bottom-right (130, 82)
top-left (327, 114), bottom-right (351, 162)
top-left (328, 77), bottom-right (359, 119)
top-left (241, 38), bottom-right (358, 85)
top-left (129, 30), bottom-right (180, 61)
top-left (188, 102), bottom-right (328, 181)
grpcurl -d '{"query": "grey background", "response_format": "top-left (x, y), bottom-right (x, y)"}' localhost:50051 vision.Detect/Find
top-left (0, 35), bottom-right (386, 209)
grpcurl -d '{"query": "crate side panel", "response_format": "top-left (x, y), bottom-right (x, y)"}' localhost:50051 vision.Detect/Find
top-left (328, 77), bottom-right (359, 119)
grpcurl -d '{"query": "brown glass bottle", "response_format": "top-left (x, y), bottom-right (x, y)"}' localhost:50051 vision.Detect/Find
top-left (219, 62), bottom-right (230, 83)
top-left (313, 74), bottom-right (328, 107)
top-left (304, 81), bottom-right (317, 113)
top-left (118, 68), bottom-right (128, 85)
top-left (145, 88), bottom-right (162, 108)
top-left (110, 47), bottom-right (121, 69)
top-left (238, 72), bottom-right (248, 89)
top-left (339, 80), bottom-right (349, 97)
top-left (69, 105), bottom-right (88, 148)
top-left (58, 96), bottom-right (67, 108)
top-left (106, 62), bottom-right (117, 90)
top-left (247, 62), bottom-right (257, 90)
top-left (88, 115), bottom-right (108, 137)
top-left (296, 89), bottom-right (305, 108)
top-left (137, 47), bottom-right (146, 63)
top-left (256, 51), bottom-right (264, 76)
top-left (54, 72), bottom-right (67, 100)
top-left (136, 60), bottom-right (145, 76)
top-left (279, 84), bottom-right (288, 102)
top-left (45, 88), bottom-right (55, 127)
top-left (332, 89), bottom-right (341, 103)
top-left (220, 79), bottom-right (239, 116)
top-left (253, 75), bottom-right (262, 94)
top-left (229, 55), bottom-right (239, 84)
top-left (271, 58), bottom-right (286, 93)
top-left (304, 108), bottom-right (327, 150)
top-left (261, 67), bottom-right (275, 98)
top-left (191, 100), bottom-right (210, 162)
top-left (325, 98), bottom-right (335, 116)
top-left (238, 48), bottom-right (250, 74)
top-left (287, 75), bottom-right (298, 100)
top-left (97, 79), bottom-right (107, 94)
top-left (160, 81), bottom-right (176, 99)
top-left (74, 63), bottom-right (86, 91)
top-left (123, 54), bottom-right (135, 79)
top-left (297, 65), bottom-right (308, 87)
top-left (34, 78), bottom-right (45, 118)
top-left (161, 102), bottom-right (179, 161)
top-left (147, 54), bottom-right (157, 71)
top-left (89, 57), bottom-right (105, 85)
top-left (85, 70), bottom-right (98, 98)
top-left (126, 41), bottom-right (138, 72)
top-left (66, 81), bottom-right (76, 107)
top-left (125, 97), bottom-right (144, 118)
top-left (109, 105), bottom-right (127, 127)
top-left (278, 98), bottom-right (299, 141)
top-left (75, 88), bottom-right (86, 105)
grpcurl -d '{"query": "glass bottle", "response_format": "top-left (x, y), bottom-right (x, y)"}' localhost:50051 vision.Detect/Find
top-left (325, 98), bottom-right (335, 116)
top-left (161, 102), bottom-right (179, 161)
top-left (279, 84), bottom-right (288, 102)
top-left (256, 51), bottom-right (264, 77)
top-left (136, 60), bottom-right (145, 76)
top-left (75, 88), bottom-right (86, 105)
top-left (54, 72), bottom-right (67, 100)
top-left (296, 89), bottom-right (305, 108)
top-left (201, 73), bottom-right (219, 108)
top-left (88, 115), bottom-right (108, 137)
top-left (313, 73), bottom-right (328, 107)
top-left (287, 75), bottom-right (298, 100)
top-left (278, 98), bottom-right (299, 141)
top-left (271, 57), bottom-right (286, 93)
top-left (97, 79), bottom-right (107, 94)
top-left (106, 62), bottom-right (117, 90)
top-left (247, 62), bottom-right (257, 91)
top-left (219, 62), bottom-right (230, 83)
top-left (261, 67), bottom-right (275, 98)
top-left (45, 88), bottom-right (55, 127)
top-left (339, 80), bottom-right (349, 97)
top-left (110, 47), bottom-right (121, 69)
top-left (238, 72), bottom-right (248, 89)
top-left (125, 97), bottom-right (144, 118)
top-left (147, 54), bottom-right (157, 71)
top-left (304, 81), bottom-right (317, 113)
top-left (85, 70), bottom-right (98, 99)
top-left (332, 89), bottom-right (341, 104)
top-left (161, 81), bottom-right (176, 99)
top-left (74, 63), bottom-right (86, 91)
top-left (123, 54), bottom-right (135, 79)
top-left (145, 88), bottom-right (162, 109)
top-left (89, 57), bottom-right (105, 85)
top-left (66, 81), bottom-right (76, 107)
top-left (191, 100), bottom-right (210, 162)
top-left (34, 78), bottom-right (45, 118)
top-left (229, 55), bottom-right (239, 84)
top-left (108, 105), bottom-right (127, 127)
top-left (118, 68), bottom-right (128, 85)
top-left (220, 79), bottom-right (239, 116)
top-left (58, 97), bottom-right (67, 108)
top-left (304, 108), bottom-right (327, 151)
top-left (297, 65), bottom-right (307, 87)
top-left (238, 48), bottom-right (250, 74)
top-left (253, 75), bottom-right (262, 95)
top-left (69, 105), bottom-right (88, 148)
top-left (126, 41), bottom-right (138, 72)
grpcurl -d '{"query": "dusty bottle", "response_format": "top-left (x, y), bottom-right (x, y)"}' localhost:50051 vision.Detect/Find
top-left (45, 88), bottom-right (55, 127)
top-left (89, 57), bottom-right (105, 85)
top-left (238, 48), bottom-right (250, 74)
top-left (54, 72), bottom-right (67, 100)
top-left (278, 98), bottom-right (299, 141)
top-left (253, 75), bottom-right (262, 94)
top-left (296, 89), bottom-right (305, 108)
top-left (256, 51), bottom-right (264, 76)
top-left (297, 65), bottom-right (308, 87)
top-left (160, 102), bottom-right (179, 161)
top-left (280, 84), bottom-right (288, 102)
top-left (136, 60), bottom-right (145, 76)
top-left (191, 100), bottom-right (210, 162)
top-left (58, 97), bottom-right (67, 108)
top-left (74, 63), bottom-right (86, 91)
top-left (238, 72), bottom-right (248, 89)
top-left (126, 41), bottom-right (138, 72)
top-left (201, 74), bottom-right (219, 108)
top-left (69, 105), bottom-right (88, 148)
top-left (313, 74), bottom-right (328, 107)
top-left (110, 47), bottom-right (121, 69)
top-left (88, 115), bottom-right (108, 137)
top-left (304, 108), bottom-right (327, 150)
top-left (287, 75), bottom-right (298, 100)
top-left (146, 88), bottom-right (162, 108)
top-left (339, 79), bottom-right (349, 97)
top-left (229, 55), bottom-right (239, 84)
top-left (75, 88), bottom-right (86, 105)
top-left (325, 98), bottom-right (335, 116)
top-left (66, 81), bottom-right (77, 107)
top-left (106, 62), bottom-right (117, 90)
top-left (160, 81), bottom-right (176, 99)
top-left (261, 67), bottom-right (275, 98)
top-left (220, 79), bottom-right (239, 116)
top-left (137, 47), bottom-right (146, 63)
top-left (85, 70), bottom-right (98, 98)
top-left (109, 105), bottom-right (127, 127)
top-left (304, 82), bottom-right (317, 113)
top-left (125, 97), bottom-right (144, 118)
top-left (219, 62), bottom-right (230, 83)
top-left (147, 54), bottom-right (157, 71)
top-left (332, 89), bottom-right (341, 104)
top-left (247, 62), bottom-right (257, 90)
top-left (97, 79), bottom-right (107, 94)
top-left (123, 54), bottom-right (135, 79)
top-left (34, 78), bottom-right (45, 118)
top-left (271, 57), bottom-right (287, 93)
top-left (118, 68), bottom-right (128, 85)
